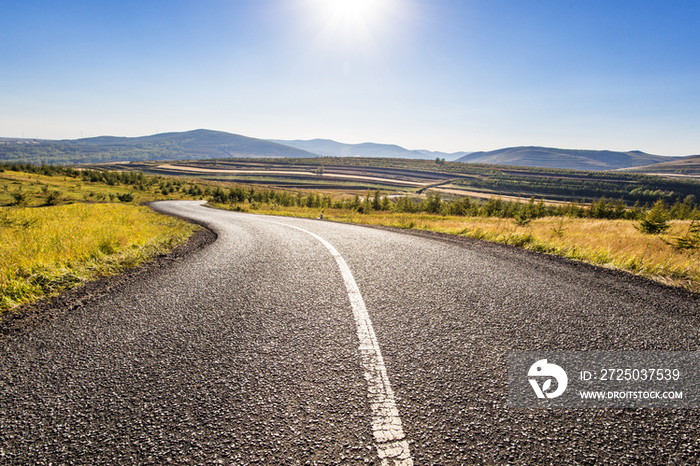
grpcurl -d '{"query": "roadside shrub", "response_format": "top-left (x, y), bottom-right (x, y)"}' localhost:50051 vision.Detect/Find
top-left (422, 192), bottom-right (442, 214)
top-left (12, 191), bottom-right (26, 206)
top-left (675, 221), bottom-right (700, 250)
top-left (116, 192), bottom-right (134, 202)
top-left (394, 195), bottom-right (416, 213)
top-left (44, 190), bottom-right (61, 206)
top-left (636, 200), bottom-right (670, 234)
top-left (513, 210), bottom-right (532, 227)
top-left (211, 187), bottom-right (229, 203)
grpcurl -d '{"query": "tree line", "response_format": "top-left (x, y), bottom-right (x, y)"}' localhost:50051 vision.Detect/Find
top-left (212, 185), bottom-right (699, 222)
top-left (3, 162), bottom-right (698, 222)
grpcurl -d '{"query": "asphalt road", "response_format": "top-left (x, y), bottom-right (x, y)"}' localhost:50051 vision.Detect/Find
top-left (2, 200), bottom-right (700, 465)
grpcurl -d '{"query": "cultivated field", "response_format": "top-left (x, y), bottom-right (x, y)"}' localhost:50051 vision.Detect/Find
top-left (91, 157), bottom-right (700, 207)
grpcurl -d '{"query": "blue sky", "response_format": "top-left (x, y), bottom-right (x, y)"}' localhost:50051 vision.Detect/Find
top-left (1, 0), bottom-right (699, 155)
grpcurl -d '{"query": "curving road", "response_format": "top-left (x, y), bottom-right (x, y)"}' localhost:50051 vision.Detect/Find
top-left (2, 200), bottom-right (700, 464)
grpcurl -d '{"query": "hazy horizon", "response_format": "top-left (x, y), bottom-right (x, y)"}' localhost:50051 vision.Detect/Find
top-left (2, 1), bottom-right (699, 156)
top-left (0, 129), bottom-right (696, 158)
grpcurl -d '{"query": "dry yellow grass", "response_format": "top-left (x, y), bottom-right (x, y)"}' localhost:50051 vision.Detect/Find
top-left (1, 203), bottom-right (197, 313)
top-left (220, 203), bottom-right (700, 292)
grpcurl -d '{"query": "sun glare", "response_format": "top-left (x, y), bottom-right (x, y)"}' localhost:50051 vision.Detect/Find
top-left (300, 0), bottom-right (402, 55)
top-left (314, 0), bottom-right (393, 35)
top-left (327, 0), bottom-right (377, 19)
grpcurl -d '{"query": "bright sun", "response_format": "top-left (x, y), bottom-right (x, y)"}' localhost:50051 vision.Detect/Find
top-left (317, 0), bottom-right (391, 29)
top-left (327, 0), bottom-right (377, 19)
top-left (304, 0), bottom-right (399, 52)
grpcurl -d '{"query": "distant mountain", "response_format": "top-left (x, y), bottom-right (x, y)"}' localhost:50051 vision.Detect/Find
top-left (72, 129), bottom-right (316, 159)
top-left (455, 146), bottom-right (685, 171)
top-left (622, 154), bottom-right (700, 176)
top-left (3, 130), bottom-right (691, 170)
top-left (270, 138), bottom-right (468, 160)
top-left (0, 129), bottom-right (316, 164)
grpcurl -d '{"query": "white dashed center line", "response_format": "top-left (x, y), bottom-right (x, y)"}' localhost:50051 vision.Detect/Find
top-left (265, 220), bottom-right (413, 466)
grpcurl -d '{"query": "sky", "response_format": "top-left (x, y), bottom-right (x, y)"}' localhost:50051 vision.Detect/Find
top-left (1, 0), bottom-right (699, 155)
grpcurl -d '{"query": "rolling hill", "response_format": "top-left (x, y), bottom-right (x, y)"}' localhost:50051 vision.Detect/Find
top-left (0, 129), bottom-right (316, 164)
top-left (2, 129), bottom-right (692, 172)
top-left (455, 146), bottom-right (684, 171)
top-left (622, 154), bottom-right (700, 176)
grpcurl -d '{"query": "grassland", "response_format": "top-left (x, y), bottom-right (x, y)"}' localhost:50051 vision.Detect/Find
top-left (213, 202), bottom-right (700, 293)
top-left (0, 168), bottom-right (211, 316)
top-left (0, 203), bottom-right (196, 313)
top-left (0, 169), bottom-right (202, 207)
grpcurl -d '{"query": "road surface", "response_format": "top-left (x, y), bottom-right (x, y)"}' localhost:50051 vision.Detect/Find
top-left (2, 200), bottom-right (700, 464)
